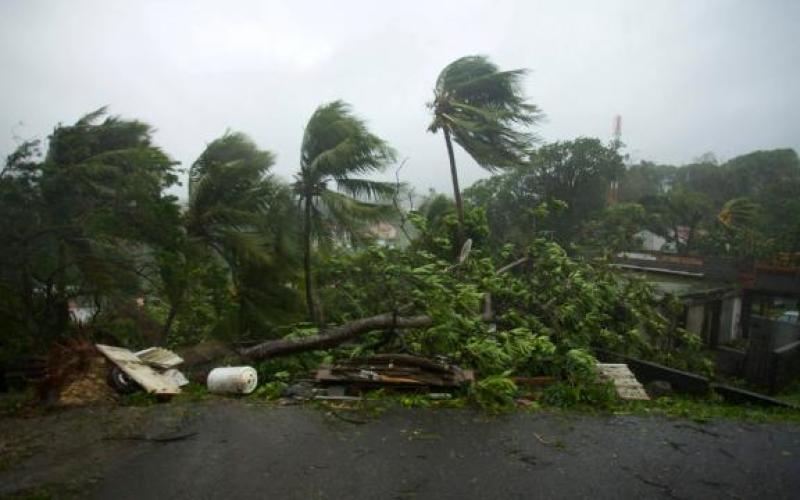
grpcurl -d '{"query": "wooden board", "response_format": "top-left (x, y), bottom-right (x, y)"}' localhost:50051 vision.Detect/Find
top-left (96, 344), bottom-right (182, 395)
top-left (596, 363), bottom-right (650, 401)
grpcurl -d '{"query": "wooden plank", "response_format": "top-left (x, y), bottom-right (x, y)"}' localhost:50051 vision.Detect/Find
top-left (96, 344), bottom-right (182, 395)
top-left (596, 363), bottom-right (650, 401)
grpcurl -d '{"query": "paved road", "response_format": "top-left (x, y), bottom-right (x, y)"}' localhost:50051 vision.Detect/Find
top-left (2, 401), bottom-right (799, 499)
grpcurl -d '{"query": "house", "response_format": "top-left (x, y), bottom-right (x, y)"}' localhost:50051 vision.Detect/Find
top-left (369, 222), bottom-right (399, 247)
top-left (613, 250), bottom-right (800, 392)
top-left (634, 230), bottom-right (667, 252)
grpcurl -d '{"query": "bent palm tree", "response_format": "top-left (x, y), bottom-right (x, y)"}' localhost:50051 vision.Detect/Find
top-left (718, 197), bottom-right (759, 229)
top-left (428, 55), bottom-right (541, 240)
top-left (295, 101), bottom-right (396, 324)
top-left (186, 132), bottom-right (300, 335)
top-left (187, 131), bottom-right (278, 268)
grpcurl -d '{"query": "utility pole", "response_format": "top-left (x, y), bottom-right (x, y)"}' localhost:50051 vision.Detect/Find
top-left (607, 115), bottom-right (622, 204)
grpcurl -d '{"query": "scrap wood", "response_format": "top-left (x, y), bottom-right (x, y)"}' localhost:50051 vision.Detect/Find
top-left (316, 354), bottom-right (474, 389)
top-left (96, 344), bottom-right (182, 395)
top-left (327, 369), bottom-right (460, 387)
top-left (341, 354), bottom-right (453, 373)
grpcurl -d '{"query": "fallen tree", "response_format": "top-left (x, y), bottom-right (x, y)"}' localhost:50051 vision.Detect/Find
top-left (240, 313), bottom-right (433, 360)
top-left (241, 253), bottom-right (528, 361)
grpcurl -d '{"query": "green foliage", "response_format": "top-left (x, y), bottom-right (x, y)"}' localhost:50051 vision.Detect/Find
top-left (622, 394), bottom-right (800, 423)
top-left (311, 211), bottom-right (708, 410)
top-left (464, 138), bottom-right (624, 249)
top-left (254, 347), bottom-right (329, 381)
top-left (579, 203), bottom-right (647, 254)
top-left (643, 187), bottom-right (713, 253)
top-left (255, 381), bottom-right (289, 400)
top-left (184, 131), bottom-right (301, 342)
top-left (619, 148), bottom-right (800, 255)
top-left (428, 55), bottom-right (541, 169)
top-left (470, 374), bottom-right (518, 412)
top-left (0, 108), bottom-right (181, 354)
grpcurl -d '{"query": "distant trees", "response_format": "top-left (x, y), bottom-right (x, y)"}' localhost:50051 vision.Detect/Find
top-left (428, 55), bottom-right (540, 242)
top-left (619, 148), bottom-right (800, 255)
top-left (528, 138), bottom-right (624, 243)
top-left (642, 188), bottom-right (713, 254)
top-left (294, 101), bottom-right (396, 324)
top-left (580, 202), bottom-right (647, 254)
top-left (464, 138), bottom-right (624, 251)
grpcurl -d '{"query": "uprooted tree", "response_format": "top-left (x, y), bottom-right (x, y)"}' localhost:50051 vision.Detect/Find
top-left (239, 207), bottom-right (709, 408)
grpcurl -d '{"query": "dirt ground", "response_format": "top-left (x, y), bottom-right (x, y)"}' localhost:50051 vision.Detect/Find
top-left (1, 400), bottom-right (799, 499)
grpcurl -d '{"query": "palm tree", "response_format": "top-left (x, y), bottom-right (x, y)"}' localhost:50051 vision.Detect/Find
top-left (718, 197), bottom-right (759, 229)
top-left (185, 132), bottom-right (300, 337)
top-left (187, 131), bottom-right (278, 268)
top-left (295, 101), bottom-right (396, 324)
top-left (428, 55), bottom-right (541, 241)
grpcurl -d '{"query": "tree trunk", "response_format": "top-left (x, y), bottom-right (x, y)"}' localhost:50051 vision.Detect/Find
top-left (161, 303), bottom-right (179, 346)
top-left (240, 312), bottom-right (433, 360)
top-left (303, 196), bottom-right (321, 325)
top-left (443, 129), bottom-right (465, 247)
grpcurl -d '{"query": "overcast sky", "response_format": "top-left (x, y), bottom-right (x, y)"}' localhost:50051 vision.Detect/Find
top-left (1, 0), bottom-right (798, 198)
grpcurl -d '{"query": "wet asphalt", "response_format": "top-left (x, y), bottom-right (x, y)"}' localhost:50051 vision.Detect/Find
top-left (82, 403), bottom-right (800, 500)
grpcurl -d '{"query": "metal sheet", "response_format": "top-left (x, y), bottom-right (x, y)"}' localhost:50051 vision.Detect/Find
top-left (135, 347), bottom-right (184, 369)
top-left (96, 344), bottom-right (182, 395)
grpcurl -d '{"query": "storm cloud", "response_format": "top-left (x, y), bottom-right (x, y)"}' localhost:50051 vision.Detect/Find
top-left (1, 0), bottom-right (798, 197)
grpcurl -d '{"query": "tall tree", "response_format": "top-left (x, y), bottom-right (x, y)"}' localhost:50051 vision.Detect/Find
top-left (427, 55), bottom-right (541, 241)
top-left (0, 109), bottom-right (181, 350)
top-left (465, 138), bottom-right (624, 249)
top-left (295, 101), bottom-right (396, 324)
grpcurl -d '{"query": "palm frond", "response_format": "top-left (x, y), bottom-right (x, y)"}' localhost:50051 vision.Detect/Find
top-left (334, 178), bottom-right (396, 200)
top-left (429, 55), bottom-right (542, 170)
top-left (719, 197), bottom-right (760, 228)
top-left (301, 101), bottom-right (395, 179)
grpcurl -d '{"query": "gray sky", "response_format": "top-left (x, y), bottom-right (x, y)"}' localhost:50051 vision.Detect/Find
top-left (1, 0), bottom-right (798, 198)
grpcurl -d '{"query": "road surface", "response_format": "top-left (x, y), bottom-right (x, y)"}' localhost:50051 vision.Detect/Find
top-left (1, 401), bottom-right (798, 499)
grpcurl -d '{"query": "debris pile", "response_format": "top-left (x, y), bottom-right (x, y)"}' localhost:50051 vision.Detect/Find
top-left (96, 344), bottom-right (189, 396)
top-left (32, 340), bottom-right (115, 406)
top-left (314, 354), bottom-right (474, 392)
top-left (56, 351), bottom-right (118, 406)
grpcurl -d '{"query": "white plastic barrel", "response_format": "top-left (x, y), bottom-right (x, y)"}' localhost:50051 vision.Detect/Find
top-left (206, 366), bottom-right (258, 394)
